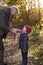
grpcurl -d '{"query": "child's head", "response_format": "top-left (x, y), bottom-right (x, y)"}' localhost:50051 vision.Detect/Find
top-left (23, 25), bottom-right (32, 34)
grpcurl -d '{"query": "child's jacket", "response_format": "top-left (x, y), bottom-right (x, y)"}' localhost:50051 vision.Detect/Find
top-left (19, 33), bottom-right (28, 51)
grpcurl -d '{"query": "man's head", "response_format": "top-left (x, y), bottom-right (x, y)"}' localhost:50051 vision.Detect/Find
top-left (10, 6), bottom-right (18, 16)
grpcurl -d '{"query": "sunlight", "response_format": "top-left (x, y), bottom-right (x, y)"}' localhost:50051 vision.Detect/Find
top-left (40, 0), bottom-right (43, 7)
top-left (26, 0), bottom-right (43, 11)
top-left (36, 0), bottom-right (43, 8)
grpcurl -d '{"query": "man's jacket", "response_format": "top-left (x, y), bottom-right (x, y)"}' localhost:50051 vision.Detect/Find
top-left (19, 33), bottom-right (28, 51)
top-left (0, 8), bottom-right (11, 39)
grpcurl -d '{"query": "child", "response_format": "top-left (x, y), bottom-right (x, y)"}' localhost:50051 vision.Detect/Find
top-left (19, 25), bottom-right (32, 65)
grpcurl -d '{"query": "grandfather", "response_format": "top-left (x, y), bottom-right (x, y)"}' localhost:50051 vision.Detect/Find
top-left (0, 6), bottom-right (18, 65)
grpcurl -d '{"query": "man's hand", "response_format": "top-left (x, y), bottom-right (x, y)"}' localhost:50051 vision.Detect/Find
top-left (10, 28), bottom-right (15, 34)
top-left (12, 28), bottom-right (22, 33)
top-left (10, 28), bottom-right (26, 34)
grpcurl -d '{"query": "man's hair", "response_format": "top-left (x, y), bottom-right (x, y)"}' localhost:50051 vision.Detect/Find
top-left (10, 6), bottom-right (19, 13)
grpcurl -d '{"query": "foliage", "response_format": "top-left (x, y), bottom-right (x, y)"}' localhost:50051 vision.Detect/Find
top-left (0, 0), bottom-right (40, 28)
top-left (4, 0), bottom-right (17, 5)
top-left (29, 27), bottom-right (43, 64)
top-left (29, 27), bottom-right (40, 45)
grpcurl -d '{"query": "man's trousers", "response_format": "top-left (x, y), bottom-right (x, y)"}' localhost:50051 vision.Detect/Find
top-left (0, 40), bottom-right (4, 65)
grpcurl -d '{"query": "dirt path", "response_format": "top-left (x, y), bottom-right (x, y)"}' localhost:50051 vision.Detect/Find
top-left (4, 41), bottom-right (30, 65)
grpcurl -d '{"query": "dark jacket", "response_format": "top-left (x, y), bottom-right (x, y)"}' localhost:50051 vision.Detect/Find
top-left (0, 8), bottom-right (11, 39)
top-left (19, 33), bottom-right (28, 51)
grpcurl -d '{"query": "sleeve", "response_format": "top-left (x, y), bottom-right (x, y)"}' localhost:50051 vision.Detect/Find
top-left (0, 10), bottom-right (10, 32)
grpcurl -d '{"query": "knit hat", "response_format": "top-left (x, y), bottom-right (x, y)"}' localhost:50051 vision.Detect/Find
top-left (23, 25), bottom-right (32, 33)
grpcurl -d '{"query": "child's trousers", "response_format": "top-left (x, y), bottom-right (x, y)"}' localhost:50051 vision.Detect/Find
top-left (21, 50), bottom-right (28, 65)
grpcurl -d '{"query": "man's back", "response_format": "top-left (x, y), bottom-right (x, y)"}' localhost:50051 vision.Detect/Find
top-left (0, 8), bottom-right (10, 38)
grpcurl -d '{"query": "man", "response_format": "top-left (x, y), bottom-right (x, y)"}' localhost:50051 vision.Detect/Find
top-left (0, 6), bottom-right (18, 65)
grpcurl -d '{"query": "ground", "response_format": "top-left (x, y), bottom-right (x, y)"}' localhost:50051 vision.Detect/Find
top-left (3, 33), bottom-right (43, 65)
top-left (4, 39), bottom-right (31, 65)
